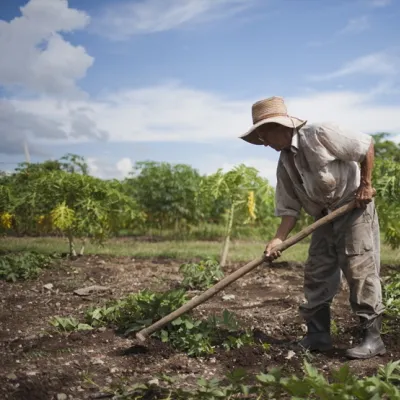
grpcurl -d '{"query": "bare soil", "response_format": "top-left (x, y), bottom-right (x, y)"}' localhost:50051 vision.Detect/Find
top-left (0, 254), bottom-right (399, 399)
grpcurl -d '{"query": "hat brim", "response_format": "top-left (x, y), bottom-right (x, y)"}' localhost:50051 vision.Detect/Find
top-left (239, 116), bottom-right (307, 145)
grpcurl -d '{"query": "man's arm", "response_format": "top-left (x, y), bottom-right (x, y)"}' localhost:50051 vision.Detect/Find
top-left (275, 215), bottom-right (297, 241)
top-left (355, 140), bottom-right (376, 208)
top-left (264, 215), bottom-right (297, 259)
top-left (267, 158), bottom-right (301, 259)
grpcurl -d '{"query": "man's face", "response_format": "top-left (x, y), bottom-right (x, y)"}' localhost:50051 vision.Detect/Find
top-left (256, 123), bottom-right (293, 151)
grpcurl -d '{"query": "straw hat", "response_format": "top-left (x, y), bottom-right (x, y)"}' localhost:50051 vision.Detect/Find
top-left (239, 96), bottom-right (306, 145)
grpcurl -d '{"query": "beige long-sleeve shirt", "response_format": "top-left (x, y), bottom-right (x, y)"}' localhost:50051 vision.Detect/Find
top-left (275, 122), bottom-right (373, 218)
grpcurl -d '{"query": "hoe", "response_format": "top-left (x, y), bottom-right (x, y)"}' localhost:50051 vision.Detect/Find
top-left (136, 200), bottom-right (356, 342)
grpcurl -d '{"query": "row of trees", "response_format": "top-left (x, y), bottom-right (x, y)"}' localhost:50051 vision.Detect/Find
top-left (0, 133), bottom-right (399, 261)
top-left (0, 155), bottom-right (146, 256)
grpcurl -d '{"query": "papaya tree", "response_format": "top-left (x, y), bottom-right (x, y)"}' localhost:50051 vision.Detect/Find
top-left (197, 164), bottom-right (271, 266)
top-left (0, 158), bottom-right (145, 256)
top-left (124, 161), bottom-right (203, 232)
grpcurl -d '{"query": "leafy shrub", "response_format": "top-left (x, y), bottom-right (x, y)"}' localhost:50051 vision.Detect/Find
top-left (49, 316), bottom-right (93, 332)
top-left (0, 251), bottom-right (56, 282)
top-left (179, 258), bottom-right (224, 290)
top-left (83, 289), bottom-right (254, 356)
top-left (383, 272), bottom-right (400, 318)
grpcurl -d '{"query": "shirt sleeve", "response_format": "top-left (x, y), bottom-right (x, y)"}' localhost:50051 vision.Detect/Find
top-left (317, 123), bottom-right (372, 163)
top-left (275, 159), bottom-right (302, 218)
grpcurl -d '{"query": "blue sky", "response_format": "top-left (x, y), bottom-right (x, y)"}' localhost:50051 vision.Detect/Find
top-left (0, 0), bottom-right (399, 185)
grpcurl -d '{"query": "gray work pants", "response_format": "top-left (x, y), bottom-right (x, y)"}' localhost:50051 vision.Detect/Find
top-left (299, 200), bottom-right (385, 321)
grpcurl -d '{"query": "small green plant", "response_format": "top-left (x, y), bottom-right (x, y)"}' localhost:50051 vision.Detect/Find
top-left (330, 319), bottom-right (339, 337)
top-left (95, 360), bottom-right (400, 399)
top-left (85, 288), bottom-right (189, 334)
top-left (84, 289), bottom-right (254, 357)
top-left (49, 316), bottom-right (93, 332)
top-left (179, 258), bottom-right (224, 290)
top-left (383, 272), bottom-right (400, 318)
top-left (0, 251), bottom-right (56, 282)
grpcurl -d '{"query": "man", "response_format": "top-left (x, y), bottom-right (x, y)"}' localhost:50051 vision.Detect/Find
top-left (239, 96), bottom-right (385, 360)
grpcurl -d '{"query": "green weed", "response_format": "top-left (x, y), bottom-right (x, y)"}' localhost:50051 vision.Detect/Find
top-left (0, 250), bottom-right (57, 282)
top-left (179, 257), bottom-right (224, 290)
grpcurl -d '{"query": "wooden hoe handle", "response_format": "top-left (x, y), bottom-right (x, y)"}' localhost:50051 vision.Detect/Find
top-left (135, 200), bottom-right (356, 342)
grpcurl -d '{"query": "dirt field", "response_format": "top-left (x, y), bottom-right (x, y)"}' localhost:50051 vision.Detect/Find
top-left (1, 255), bottom-right (399, 399)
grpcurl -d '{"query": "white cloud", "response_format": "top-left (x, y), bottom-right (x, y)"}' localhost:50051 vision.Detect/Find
top-left (309, 52), bottom-right (399, 81)
top-left (392, 135), bottom-right (400, 144)
top-left (0, 0), bottom-right (106, 155)
top-left (339, 16), bottom-right (370, 35)
top-left (286, 89), bottom-right (400, 134)
top-left (5, 80), bottom-right (400, 181)
top-left (87, 157), bottom-right (134, 179)
top-left (5, 79), bottom-right (400, 157)
top-left (10, 82), bottom-right (249, 145)
top-left (1, 0), bottom-right (399, 178)
top-left (2, 99), bottom-right (108, 155)
top-left (116, 157), bottom-right (133, 177)
top-left (370, 0), bottom-right (391, 7)
top-left (0, 0), bottom-right (92, 96)
top-left (307, 15), bottom-right (370, 47)
top-left (91, 0), bottom-right (254, 39)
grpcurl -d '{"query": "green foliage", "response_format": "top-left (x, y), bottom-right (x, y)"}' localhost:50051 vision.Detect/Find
top-left (383, 272), bottom-right (400, 319)
top-left (0, 155), bottom-right (145, 255)
top-left (49, 316), bottom-right (93, 332)
top-left (82, 288), bottom-right (254, 357)
top-left (2, 145), bottom-right (400, 252)
top-left (373, 158), bottom-right (400, 249)
top-left (50, 201), bottom-right (75, 231)
top-left (0, 251), bottom-right (55, 282)
top-left (373, 133), bottom-right (400, 162)
top-left (198, 164), bottom-right (267, 219)
top-left (98, 360), bottom-right (400, 399)
top-left (125, 161), bottom-right (204, 231)
top-left (179, 258), bottom-right (224, 290)
top-left (197, 164), bottom-right (274, 264)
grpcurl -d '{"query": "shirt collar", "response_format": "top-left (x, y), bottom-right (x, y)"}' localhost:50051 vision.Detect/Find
top-left (290, 129), bottom-right (299, 153)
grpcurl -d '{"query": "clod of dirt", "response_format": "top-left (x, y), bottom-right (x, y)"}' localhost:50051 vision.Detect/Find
top-left (91, 357), bottom-right (105, 365)
top-left (222, 294), bottom-right (235, 301)
top-left (43, 283), bottom-right (53, 290)
top-left (285, 350), bottom-right (296, 360)
top-left (6, 373), bottom-right (17, 381)
top-left (73, 285), bottom-right (110, 296)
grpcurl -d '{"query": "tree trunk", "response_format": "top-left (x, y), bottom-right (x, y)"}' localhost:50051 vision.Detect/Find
top-left (79, 238), bottom-right (86, 256)
top-left (220, 204), bottom-right (235, 267)
top-left (68, 232), bottom-right (76, 257)
top-left (174, 218), bottom-right (179, 233)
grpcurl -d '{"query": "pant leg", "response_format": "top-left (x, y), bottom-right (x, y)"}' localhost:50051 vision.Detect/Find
top-left (334, 201), bottom-right (384, 320)
top-left (372, 206), bottom-right (381, 276)
top-left (299, 220), bottom-right (340, 321)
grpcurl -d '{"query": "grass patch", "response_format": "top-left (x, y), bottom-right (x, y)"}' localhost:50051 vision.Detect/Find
top-left (0, 236), bottom-right (308, 263)
top-left (1, 236), bottom-right (400, 265)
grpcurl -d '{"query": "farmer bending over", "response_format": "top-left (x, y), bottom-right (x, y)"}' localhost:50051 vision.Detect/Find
top-left (239, 96), bottom-right (385, 360)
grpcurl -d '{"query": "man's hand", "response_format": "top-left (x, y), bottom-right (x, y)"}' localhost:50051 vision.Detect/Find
top-left (355, 183), bottom-right (376, 208)
top-left (264, 238), bottom-right (283, 260)
top-left (356, 140), bottom-right (376, 208)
